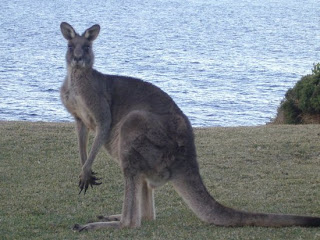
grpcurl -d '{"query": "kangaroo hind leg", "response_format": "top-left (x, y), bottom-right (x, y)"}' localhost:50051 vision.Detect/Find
top-left (141, 179), bottom-right (155, 221)
top-left (119, 110), bottom-right (167, 224)
top-left (73, 172), bottom-right (143, 231)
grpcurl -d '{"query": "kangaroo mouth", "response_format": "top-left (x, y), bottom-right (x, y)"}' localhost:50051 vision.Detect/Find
top-left (71, 59), bottom-right (86, 68)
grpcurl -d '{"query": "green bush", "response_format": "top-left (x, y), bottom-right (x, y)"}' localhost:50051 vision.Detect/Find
top-left (275, 63), bottom-right (320, 124)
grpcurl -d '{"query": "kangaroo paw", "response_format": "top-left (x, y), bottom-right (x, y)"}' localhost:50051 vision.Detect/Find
top-left (78, 171), bottom-right (102, 194)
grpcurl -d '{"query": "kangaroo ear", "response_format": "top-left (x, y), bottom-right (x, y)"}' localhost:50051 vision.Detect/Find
top-left (60, 22), bottom-right (77, 40)
top-left (83, 24), bottom-right (100, 41)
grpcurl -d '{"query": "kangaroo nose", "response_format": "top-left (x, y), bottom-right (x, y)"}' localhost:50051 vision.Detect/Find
top-left (74, 47), bottom-right (83, 62)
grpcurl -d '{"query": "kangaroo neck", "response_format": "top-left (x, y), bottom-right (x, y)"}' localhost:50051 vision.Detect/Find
top-left (68, 65), bottom-right (92, 75)
top-left (67, 65), bottom-right (94, 85)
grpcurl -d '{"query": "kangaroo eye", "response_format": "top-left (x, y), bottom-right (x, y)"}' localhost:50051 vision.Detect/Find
top-left (68, 45), bottom-right (74, 51)
top-left (84, 45), bottom-right (90, 51)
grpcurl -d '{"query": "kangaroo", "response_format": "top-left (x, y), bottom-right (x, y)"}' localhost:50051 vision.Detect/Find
top-left (60, 22), bottom-right (320, 231)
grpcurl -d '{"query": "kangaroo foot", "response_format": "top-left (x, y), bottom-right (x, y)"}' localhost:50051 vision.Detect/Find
top-left (73, 221), bottom-right (121, 232)
top-left (97, 214), bottom-right (122, 222)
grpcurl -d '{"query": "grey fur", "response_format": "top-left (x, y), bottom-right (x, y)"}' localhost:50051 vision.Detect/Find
top-left (60, 22), bottom-right (320, 231)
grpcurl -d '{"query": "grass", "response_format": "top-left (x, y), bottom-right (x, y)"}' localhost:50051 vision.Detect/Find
top-left (0, 121), bottom-right (320, 239)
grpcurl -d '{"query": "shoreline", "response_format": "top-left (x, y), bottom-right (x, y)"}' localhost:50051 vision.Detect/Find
top-left (0, 119), bottom-right (272, 129)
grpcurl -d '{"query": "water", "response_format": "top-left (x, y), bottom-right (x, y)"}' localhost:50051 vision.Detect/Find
top-left (0, 0), bottom-right (319, 127)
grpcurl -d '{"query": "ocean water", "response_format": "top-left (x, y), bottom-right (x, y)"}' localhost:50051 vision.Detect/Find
top-left (0, 0), bottom-right (319, 127)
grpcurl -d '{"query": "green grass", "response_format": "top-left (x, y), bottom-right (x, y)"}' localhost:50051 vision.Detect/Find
top-left (1, 121), bottom-right (320, 239)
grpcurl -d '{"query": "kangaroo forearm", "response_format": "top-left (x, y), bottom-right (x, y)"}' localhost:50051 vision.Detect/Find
top-left (82, 125), bottom-right (110, 173)
top-left (76, 119), bottom-right (88, 166)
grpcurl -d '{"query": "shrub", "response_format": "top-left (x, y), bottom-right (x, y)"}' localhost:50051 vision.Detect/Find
top-left (273, 63), bottom-right (320, 124)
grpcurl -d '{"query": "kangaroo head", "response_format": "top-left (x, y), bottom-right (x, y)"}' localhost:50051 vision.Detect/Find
top-left (60, 22), bottom-right (100, 69)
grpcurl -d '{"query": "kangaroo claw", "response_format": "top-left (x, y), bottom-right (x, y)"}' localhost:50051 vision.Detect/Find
top-left (78, 171), bottom-right (102, 194)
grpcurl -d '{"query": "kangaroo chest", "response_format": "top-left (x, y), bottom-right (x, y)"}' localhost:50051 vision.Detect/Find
top-left (61, 77), bottom-right (97, 130)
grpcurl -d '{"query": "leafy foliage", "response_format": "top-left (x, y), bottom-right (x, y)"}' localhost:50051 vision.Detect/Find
top-left (275, 63), bottom-right (320, 124)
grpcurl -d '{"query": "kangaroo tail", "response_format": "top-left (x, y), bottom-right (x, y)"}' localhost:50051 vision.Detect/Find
top-left (172, 171), bottom-right (320, 227)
